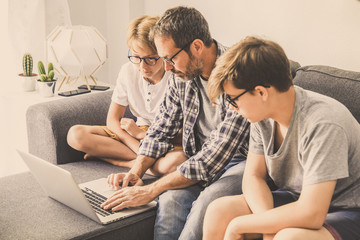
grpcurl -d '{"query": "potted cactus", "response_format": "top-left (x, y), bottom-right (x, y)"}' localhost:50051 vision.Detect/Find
top-left (18, 53), bottom-right (38, 92)
top-left (37, 61), bottom-right (57, 97)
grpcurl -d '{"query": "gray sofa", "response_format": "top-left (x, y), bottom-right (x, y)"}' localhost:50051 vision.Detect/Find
top-left (1, 62), bottom-right (359, 240)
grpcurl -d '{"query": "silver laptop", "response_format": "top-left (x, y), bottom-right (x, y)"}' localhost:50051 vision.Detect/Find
top-left (17, 150), bottom-right (157, 225)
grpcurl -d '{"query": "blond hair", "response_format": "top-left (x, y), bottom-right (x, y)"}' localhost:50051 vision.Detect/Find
top-left (127, 15), bottom-right (160, 54)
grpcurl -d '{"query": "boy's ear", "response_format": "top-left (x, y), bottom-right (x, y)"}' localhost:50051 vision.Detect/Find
top-left (255, 86), bottom-right (269, 99)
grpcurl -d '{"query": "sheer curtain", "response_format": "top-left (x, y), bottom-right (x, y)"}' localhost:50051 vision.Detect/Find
top-left (8, 0), bottom-right (71, 84)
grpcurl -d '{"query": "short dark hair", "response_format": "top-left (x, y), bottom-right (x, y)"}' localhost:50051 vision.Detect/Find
top-left (208, 36), bottom-right (293, 102)
top-left (150, 6), bottom-right (213, 50)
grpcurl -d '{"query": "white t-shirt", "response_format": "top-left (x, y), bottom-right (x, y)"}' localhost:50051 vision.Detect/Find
top-left (249, 86), bottom-right (360, 209)
top-left (111, 62), bottom-right (170, 126)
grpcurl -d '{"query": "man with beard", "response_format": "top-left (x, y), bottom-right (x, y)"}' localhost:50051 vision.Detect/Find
top-left (101, 6), bottom-right (250, 240)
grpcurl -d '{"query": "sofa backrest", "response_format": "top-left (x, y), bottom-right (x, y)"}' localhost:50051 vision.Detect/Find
top-left (27, 90), bottom-right (113, 165)
top-left (289, 60), bottom-right (301, 78)
top-left (293, 65), bottom-right (360, 124)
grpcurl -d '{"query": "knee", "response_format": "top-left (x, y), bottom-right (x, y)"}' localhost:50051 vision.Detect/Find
top-left (274, 228), bottom-right (304, 240)
top-left (205, 197), bottom-right (227, 220)
top-left (151, 150), bottom-right (187, 176)
top-left (203, 198), bottom-right (230, 239)
top-left (67, 125), bottom-right (88, 150)
top-left (150, 164), bottom-right (177, 176)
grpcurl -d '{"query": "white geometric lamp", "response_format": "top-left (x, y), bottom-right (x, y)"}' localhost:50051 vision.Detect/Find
top-left (47, 25), bottom-right (108, 90)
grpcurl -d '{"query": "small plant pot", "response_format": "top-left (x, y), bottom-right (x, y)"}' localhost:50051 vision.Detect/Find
top-left (18, 73), bottom-right (38, 92)
top-left (37, 79), bottom-right (57, 97)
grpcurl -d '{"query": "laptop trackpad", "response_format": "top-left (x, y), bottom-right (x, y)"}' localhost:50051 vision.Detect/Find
top-left (79, 178), bottom-right (115, 198)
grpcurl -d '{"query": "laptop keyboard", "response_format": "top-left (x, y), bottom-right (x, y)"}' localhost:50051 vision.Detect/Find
top-left (82, 187), bottom-right (115, 217)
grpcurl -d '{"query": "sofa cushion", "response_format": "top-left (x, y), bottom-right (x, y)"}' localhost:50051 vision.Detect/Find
top-left (293, 65), bottom-right (360, 123)
top-left (0, 170), bottom-right (157, 240)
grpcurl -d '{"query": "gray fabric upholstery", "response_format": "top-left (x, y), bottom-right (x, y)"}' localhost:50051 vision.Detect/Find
top-left (0, 162), bottom-right (157, 240)
top-left (289, 60), bottom-right (301, 78)
top-left (27, 91), bottom-right (113, 165)
top-left (294, 65), bottom-right (360, 123)
top-left (26, 90), bottom-right (136, 165)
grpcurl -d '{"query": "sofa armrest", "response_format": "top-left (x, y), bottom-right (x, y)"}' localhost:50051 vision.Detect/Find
top-left (26, 91), bottom-right (113, 165)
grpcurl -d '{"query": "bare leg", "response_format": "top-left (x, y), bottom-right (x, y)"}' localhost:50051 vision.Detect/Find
top-left (274, 227), bottom-right (335, 240)
top-left (67, 125), bottom-right (137, 163)
top-left (101, 158), bottom-right (137, 168)
top-left (203, 195), bottom-right (260, 240)
top-left (203, 194), bottom-right (335, 240)
top-left (148, 149), bottom-right (188, 176)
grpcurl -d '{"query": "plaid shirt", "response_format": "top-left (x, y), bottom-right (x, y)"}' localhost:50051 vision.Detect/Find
top-left (138, 41), bottom-right (250, 184)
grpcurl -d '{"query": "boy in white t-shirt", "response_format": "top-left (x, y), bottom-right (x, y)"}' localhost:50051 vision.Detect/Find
top-left (203, 36), bottom-right (360, 240)
top-left (67, 15), bottom-right (185, 176)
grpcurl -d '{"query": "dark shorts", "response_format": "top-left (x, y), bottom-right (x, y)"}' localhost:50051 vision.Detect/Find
top-left (272, 190), bottom-right (360, 240)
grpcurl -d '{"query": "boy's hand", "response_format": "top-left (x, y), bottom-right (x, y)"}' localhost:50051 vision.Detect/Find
top-left (120, 118), bottom-right (145, 139)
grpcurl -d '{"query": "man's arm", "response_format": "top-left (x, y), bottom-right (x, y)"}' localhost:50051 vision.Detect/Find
top-left (102, 170), bottom-right (198, 211)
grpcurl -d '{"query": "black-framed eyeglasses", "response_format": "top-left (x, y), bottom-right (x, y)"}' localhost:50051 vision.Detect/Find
top-left (162, 40), bottom-right (193, 66)
top-left (226, 85), bottom-right (270, 108)
top-left (127, 50), bottom-right (160, 66)
top-left (226, 90), bottom-right (250, 108)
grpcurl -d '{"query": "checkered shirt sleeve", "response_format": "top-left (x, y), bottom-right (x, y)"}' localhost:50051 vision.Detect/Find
top-left (178, 104), bottom-right (250, 183)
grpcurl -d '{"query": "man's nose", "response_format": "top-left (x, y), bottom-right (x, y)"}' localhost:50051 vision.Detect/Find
top-left (164, 61), bottom-right (174, 71)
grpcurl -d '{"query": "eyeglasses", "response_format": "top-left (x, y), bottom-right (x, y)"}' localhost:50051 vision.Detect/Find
top-left (226, 90), bottom-right (250, 108)
top-left (226, 85), bottom-right (270, 108)
top-left (128, 50), bottom-right (160, 66)
top-left (162, 40), bottom-right (193, 66)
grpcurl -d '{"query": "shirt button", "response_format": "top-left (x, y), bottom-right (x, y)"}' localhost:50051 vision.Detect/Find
top-left (148, 92), bottom-right (151, 95)
top-left (147, 99), bottom-right (150, 102)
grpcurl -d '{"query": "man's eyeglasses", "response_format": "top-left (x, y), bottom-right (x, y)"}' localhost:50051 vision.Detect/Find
top-left (128, 50), bottom-right (160, 66)
top-left (226, 85), bottom-right (270, 108)
top-left (162, 40), bottom-right (193, 66)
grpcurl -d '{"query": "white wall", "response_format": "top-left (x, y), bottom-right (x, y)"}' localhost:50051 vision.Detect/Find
top-left (67, 0), bottom-right (360, 84)
top-left (68, 0), bottom-right (145, 85)
top-left (7, 0), bottom-right (360, 87)
top-left (144, 0), bottom-right (360, 72)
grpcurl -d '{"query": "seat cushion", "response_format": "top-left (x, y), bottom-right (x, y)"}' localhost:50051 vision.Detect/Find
top-left (0, 161), bottom-right (158, 240)
top-left (293, 65), bottom-right (360, 123)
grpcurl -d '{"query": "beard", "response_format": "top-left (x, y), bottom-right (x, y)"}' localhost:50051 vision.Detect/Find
top-left (171, 55), bottom-right (203, 80)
